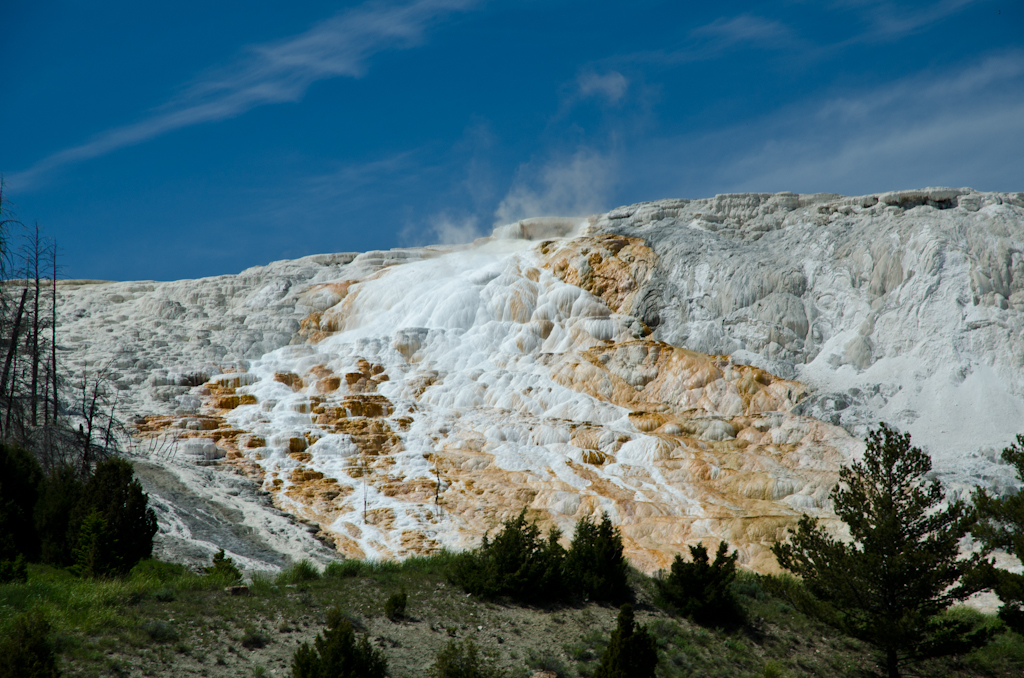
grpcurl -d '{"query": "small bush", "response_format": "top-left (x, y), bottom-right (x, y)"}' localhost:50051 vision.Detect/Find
top-left (526, 648), bottom-right (568, 676)
top-left (291, 607), bottom-right (387, 678)
top-left (657, 541), bottom-right (745, 629)
top-left (325, 560), bottom-right (364, 578)
top-left (430, 638), bottom-right (505, 678)
top-left (241, 625), bottom-right (270, 650)
top-left (384, 588), bottom-right (407, 621)
top-left (154, 587), bottom-right (176, 602)
top-left (141, 620), bottom-right (179, 643)
top-left (130, 559), bottom-right (186, 583)
top-left (205, 549), bottom-right (242, 583)
top-left (0, 555), bottom-right (27, 584)
top-left (278, 559), bottom-right (320, 584)
top-left (0, 610), bottom-right (61, 678)
top-left (593, 604), bottom-right (658, 678)
top-left (450, 508), bottom-right (563, 604)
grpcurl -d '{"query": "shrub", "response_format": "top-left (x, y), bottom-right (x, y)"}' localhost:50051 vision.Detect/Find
top-left (593, 604), bottom-right (658, 678)
top-left (241, 625), bottom-right (270, 650)
top-left (325, 559), bottom-right (363, 578)
top-left (279, 559), bottom-right (320, 584)
top-left (450, 508), bottom-right (563, 604)
top-left (0, 444), bottom-right (43, 564)
top-left (0, 554), bottom-right (27, 584)
top-left (0, 610), bottom-right (61, 678)
top-left (526, 648), bottom-right (568, 676)
top-left (205, 549), bottom-right (242, 583)
top-left (130, 559), bottom-right (186, 583)
top-left (384, 588), bottom-right (407, 621)
top-left (429, 638), bottom-right (505, 678)
top-left (141, 620), bottom-right (179, 643)
top-left (67, 458), bottom-right (157, 576)
top-left (657, 541), bottom-right (745, 629)
top-left (291, 607), bottom-right (387, 678)
top-left (562, 513), bottom-right (629, 603)
top-left (34, 466), bottom-right (83, 567)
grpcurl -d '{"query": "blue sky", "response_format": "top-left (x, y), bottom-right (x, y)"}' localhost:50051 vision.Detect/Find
top-left (2, 1), bottom-right (1022, 281)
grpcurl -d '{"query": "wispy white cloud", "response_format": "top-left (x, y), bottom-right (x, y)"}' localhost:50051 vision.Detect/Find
top-left (624, 14), bottom-right (797, 65)
top-left (627, 50), bottom-right (1024, 197)
top-left (494, 147), bottom-right (616, 225)
top-left (577, 71), bottom-right (629, 104)
top-left (8, 0), bottom-right (476, 191)
top-left (690, 14), bottom-right (793, 47)
top-left (837, 0), bottom-right (981, 40)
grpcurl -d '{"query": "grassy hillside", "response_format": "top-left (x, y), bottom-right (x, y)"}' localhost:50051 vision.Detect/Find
top-left (1, 555), bottom-right (1022, 678)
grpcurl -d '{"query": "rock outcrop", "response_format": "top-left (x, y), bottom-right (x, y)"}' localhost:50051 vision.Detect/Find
top-left (57, 187), bottom-right (1024, 571)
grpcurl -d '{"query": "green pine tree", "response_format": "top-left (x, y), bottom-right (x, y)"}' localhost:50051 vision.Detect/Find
top-left (35, 466), bottom-right (84, 567)
top-left (0, 444), bottom-right (44, 567)
top-left (71, 511), bottom-right (120, 578)
top-left (291, 607), bottom-right (387, 678)
top-left (593, 604), bottom-right (658, 678)
top-left (773, 423), bottom-right (989, 678)
top-left (657, 540), bottom-right (744, 629)
top-left (68, 458), bottom-right (157, 576)
top-left (450, 508), bottom-right (564, 604)
top-left (205, 548), bottom-right (242, 583)
top-left (973, 433), bottom-right (1024, 633)
top-left (562, 512), bottom-right (629, 603)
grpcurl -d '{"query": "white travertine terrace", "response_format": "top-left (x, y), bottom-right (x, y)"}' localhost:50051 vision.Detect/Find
top-left (57, 188), bottom-right (1024, 573)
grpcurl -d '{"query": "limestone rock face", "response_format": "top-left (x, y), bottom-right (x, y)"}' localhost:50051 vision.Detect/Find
top-left (56, 187), bottom-right (1024, 571)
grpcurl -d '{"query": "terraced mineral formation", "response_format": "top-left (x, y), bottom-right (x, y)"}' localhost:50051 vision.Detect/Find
top-left (56, 188), bottom-right (1024, 573)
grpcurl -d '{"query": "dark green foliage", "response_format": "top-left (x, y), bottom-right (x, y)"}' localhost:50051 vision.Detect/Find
top-left (68, 458), bottom-right (157, 576)
top-left (593, 604), bottom-right (658, 678)
top-left (130, 559), bottom-right (185, 582)
top-left (34, 466), bottom-right (83, 567)
top-left (324, 559), bottom-right (362, 578)
top-left (241, 625), bottom-right (270, 649)
top-left (0, 554), bottom-right (27, 583)
top-left (773, 423), bottom-right (989, 678)
top-left (278, 559), bottom-right (320, 584)
top-left (70, 511), bottom-right (119, 578)
top-left (562, 512), bottom-right (629, 604)
top-left (974, 433), bottom-right (1024, 634)
top-left (205, 549), bottom-right (242, 583)
top-left (0, 610), bottom-right (61, 678)
top-left (430, 638), bottom-right (505, 678)
top-left (0, 444), bottom-right (43, 564)
top-left (291, 606), bottom-right (387, 678)
top-left (450, 509), bottom-right (564, 604)
top-left (525, 648), bottom-right (568, 676)
top-left (657, 541), bottom-right (744, 629)
top-left (140, 619), bottom-right (178, 643)
top-left (384, 588), bottom-right (407, 620)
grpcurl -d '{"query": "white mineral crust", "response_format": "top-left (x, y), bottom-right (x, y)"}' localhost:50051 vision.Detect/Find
top-left (56, 188), bottom-right (1024, 573)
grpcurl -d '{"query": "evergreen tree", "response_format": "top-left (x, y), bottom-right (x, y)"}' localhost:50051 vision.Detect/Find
top-left (593, 604), bottom-right (658, 678)
top-left (70, 511), bottom-right (119, 578)
top-left (563, 512), bottom-right (630, 603)
top-left (291, 607), bottom-right (387, 678)
top-left (0, 444), bottom-right (43, 568)
top-left (34, 466), bottom-right (83, 567)
top-left (657, 541), bottom-right (744, 629)
top-left (451, 508), bottom-right (564, 604)
top-left (973, 433), bottom-right (1024, 633)
top-left (68, 457), bottom-right (157, 576)
top-left (773, 423), bottom-right (989, 678)
top-left (205, 548), bottom-right (242, 583)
